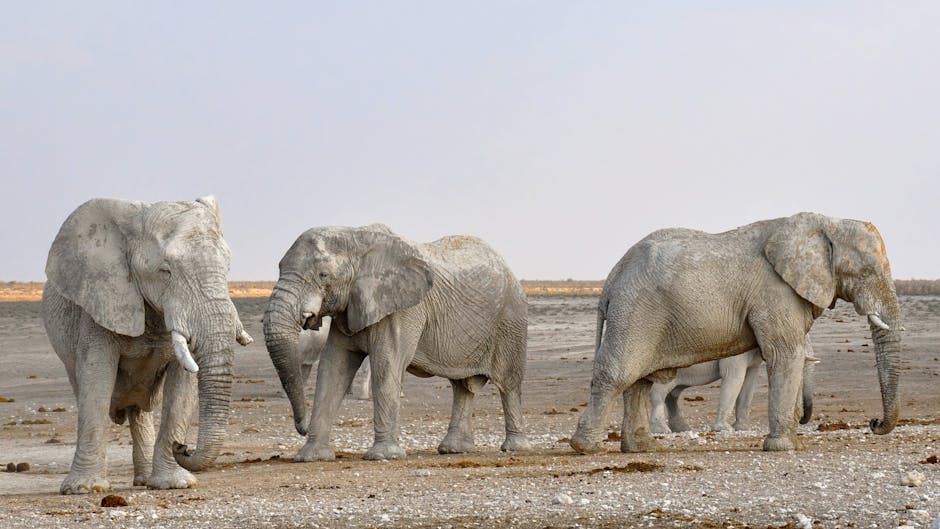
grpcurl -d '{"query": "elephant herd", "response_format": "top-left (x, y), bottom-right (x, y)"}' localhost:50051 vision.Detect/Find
top-left (40, 197), bottom-right (903, 494)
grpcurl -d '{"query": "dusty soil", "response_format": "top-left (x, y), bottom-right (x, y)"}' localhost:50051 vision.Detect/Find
top-left (1, 296), bottom-right (938, 528)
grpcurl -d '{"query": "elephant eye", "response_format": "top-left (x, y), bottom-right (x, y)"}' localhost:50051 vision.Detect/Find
top-left (158, 264), bottom-right (171, 277)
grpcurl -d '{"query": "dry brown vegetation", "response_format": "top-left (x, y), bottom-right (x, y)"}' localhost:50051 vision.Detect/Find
top-left (0, 278), bottom-right (936, 302)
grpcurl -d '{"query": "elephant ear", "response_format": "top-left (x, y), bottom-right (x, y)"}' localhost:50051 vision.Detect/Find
top-left (346, 231), bottom-right (433, 334)
top-left (763, 213), bottom-right (837, 310)
top-left (196, 195), bottom-right (222, 231)
top-left (45, 199), bottom-right (147, 337)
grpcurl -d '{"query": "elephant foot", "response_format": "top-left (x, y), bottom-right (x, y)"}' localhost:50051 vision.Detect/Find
top-left (133, 473), bottom-right (150, 487)
top-left (710, 422), bottom-right (734, 433)
top-left (732, 421), bottom-right (750, 432)
top-left (295, 442), bottom-right (336, 462)
top-left (649, 421), bottom-right (671, 434)
top-left (438, 432), bottom-right (474, 454)
top-left (569, 432), bottom-right (605, 454)
top-left (147, 467), bottom-right (197, 490)
top-left (762, 434), bottom-right (802, 451)
top-left (668, 417), bottom-right (691, 433)
top-left (60, 473), bottom-right (111, 495)
top-left (621, 435), bottom-right (660, 453)
top-left (500, 433), bottom-right (532, 452)
top-left (364, 441), bottom-right (406, 461)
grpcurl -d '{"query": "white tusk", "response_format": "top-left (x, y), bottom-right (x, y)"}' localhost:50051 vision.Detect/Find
top-left (867, 313), bottom-right (890, 331)
top-left (302, 312), bottom-right (314, 319)
top-left (805, 354), bottom-right (820, 363)
top-left (171, 331), bottom-right (199, 373)
top-left (236, 329), bottom-right (254, 346)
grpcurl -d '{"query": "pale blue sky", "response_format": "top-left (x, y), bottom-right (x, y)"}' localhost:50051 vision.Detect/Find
top-left (2, 2), bottom-right (938, 280)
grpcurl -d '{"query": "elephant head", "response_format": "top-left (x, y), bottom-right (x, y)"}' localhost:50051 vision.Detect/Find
top-left (765, 212), bottom-right (902, 434)
top-left (46, 196), bottom-right (250, 471)
top-left (263, 225), bottom-right (433, 435)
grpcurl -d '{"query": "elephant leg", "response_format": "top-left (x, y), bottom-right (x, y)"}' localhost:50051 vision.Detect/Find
top-left (498, 380), bottom-right (531, 451)
top-left (349, 355), bottom-right (372, 401)
top-left (438, 377), bottom-right (479, 454)
top-left (296, 342), bottom-right (365, 462)
top-left (363, 327), bottom-right (419, 461)
top-left (712, 360), bottom-right (747, 432)
top-left (148, 363), bottom-right (198, 489)
top-left (128, 407), bottom-right (155, 486)
top-left (648, 381), bottom-right (675, 434)
top-left (494, 319), bottom-right (530, 452)
top-left (620, 379), bottom-right (659, 453)
top-left (665, 385), bottom-right (691, 433)
top-left (762, 344), bottom-right (805, 451)
top-left (570, 375), bottom-right (622, 454)
top-left (733, 365), bottom-right (761, 431)
top-left (60, 333), bottom-right (118, 495)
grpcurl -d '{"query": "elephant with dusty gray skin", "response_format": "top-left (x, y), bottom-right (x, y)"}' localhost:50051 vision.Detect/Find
top-left (42, 197), bottom-right (252, 494)
top-left (648, 341), bottom-right (818, 434)
top-left (570, 212), bottom-right (902, 453)
top-left (263, 224), bottom-right (530, 461)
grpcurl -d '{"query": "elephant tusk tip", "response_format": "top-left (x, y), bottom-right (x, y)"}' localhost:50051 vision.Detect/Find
top-left (236, 330), bottom-right (254, 346)
top-left (867, 313), bottom-right (890, 331)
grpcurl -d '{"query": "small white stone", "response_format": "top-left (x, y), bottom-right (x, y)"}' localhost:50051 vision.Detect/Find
top-left (378, 514), bottom-right (391, 523)
top-left (578, 498), bottom-right (591, 506)
top-left (414, 469), bottom-right (431, 477)
top-left (794, 513), bottom-right (812, 529)
top-left (553, 493), bottom-right (573, 505)
top-left (907, 510), bottom-right (931, 522)
top-left (901, 470), bottom-right (926, 487)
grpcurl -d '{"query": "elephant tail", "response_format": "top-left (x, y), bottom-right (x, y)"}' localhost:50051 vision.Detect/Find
top-left (595, 295), bottom-right (608, 352)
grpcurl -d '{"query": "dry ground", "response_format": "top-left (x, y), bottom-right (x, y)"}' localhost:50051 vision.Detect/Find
top-left (1, 295), bottom-right (939, 528)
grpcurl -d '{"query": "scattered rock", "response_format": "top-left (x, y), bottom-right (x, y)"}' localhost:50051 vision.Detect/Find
top-left (577, 498), bottom-right (590, 506)
top-left (552, 493), bottom-right (573, 505)
top-left (901, 470), bottom-right (926, 487)
top-left (15, 463), bottom-right (29, 472)
top-left (543, 408), bottom-right (563, 415)
top-left (37, 406), bottom-right (48, 412)
top-left (45, 438), bottom-right (61, 444)
top-left (606, 431), bottom-right (621, 441)
top-left (793, 513), bottom-right (813, 529)
top-left (20, 419), bottom-right (52, 425)
top-left (683, 395), bottom-right (705, 402)
top-left (5, 463), bottom-right (14, 472)
top-left (920, 454), bottom-right (938, 464)
top-left (101, 494), bottom-right (128, 507)
top-left (0, 396), bottom-right (15, 403)
top-left (414, 469), bottom-right (431, 477)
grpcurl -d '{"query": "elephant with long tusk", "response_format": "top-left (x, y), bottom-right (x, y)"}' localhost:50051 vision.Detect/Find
top-left (42, 196), bottom-right (252, 494)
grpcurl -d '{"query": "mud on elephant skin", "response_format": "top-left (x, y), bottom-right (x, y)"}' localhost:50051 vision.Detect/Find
top-left (263, 224), bottom-right (531, 462)
top-left (42, 197), bottom-right (252, 494)
top-left (571, 212), bottom-right (902, 454)
top-left (648, 341), bottom-right (818, 434)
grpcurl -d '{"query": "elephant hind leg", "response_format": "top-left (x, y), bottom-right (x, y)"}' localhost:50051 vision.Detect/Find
top-left (665, 385), bottom-right (691, 432)
top-left (621, 379), bottom-right (659, 453)
top-left (438, 377), bottom-right (482, 454)
top-left (128, 407), bottom-right (155, 486)
top-left (491, 317), bottom-right (531, 452)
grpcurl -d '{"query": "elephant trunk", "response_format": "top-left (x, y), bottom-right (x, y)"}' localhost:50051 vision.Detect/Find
top-left (174, 317), bottom-right (235, 471)
top-left (868, 294), bottom-right (902, 435)
top-left (263, 286), bottom-right (308, 436)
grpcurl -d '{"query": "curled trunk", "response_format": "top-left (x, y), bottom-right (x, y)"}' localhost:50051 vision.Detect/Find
top-left (174, 329), bottom-right (234, 471)
top-left (263, 292), bottom-right (308, 436)
top-left (869, 323), bottom-right (901, 434)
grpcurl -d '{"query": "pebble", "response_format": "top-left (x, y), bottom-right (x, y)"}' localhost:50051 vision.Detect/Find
top-left (901, 470), bottom-right (926, 487)
top-left (15, 463), bottom-right (28, 472)
top-left (414, 469), bottom-right (431, 477)
top-left (794, 513), bottom-right (812, 529)
top-left (552, 493), bottom-right (573, 505)
top-left (578, 498), bottom-right (590, 506)
top-left (5, 463), bottom-right (14, 472)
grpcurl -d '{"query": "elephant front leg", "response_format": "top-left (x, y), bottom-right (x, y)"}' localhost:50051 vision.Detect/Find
top-left (712, 362), bottom-right (748, 432)
top-left (733, 366), bottom-right (761, 431)
top-left (148, 365), bottom-right (198, 489)
top-left (128, 407), bottom-right (155, 486)
top-left (438, 378), bottom-right (477, 454)
top-left (61, 342), bottom-right (119, 495)
top-left (664, 386), bottom-right (691, 433)
top-left (363, 350), bottom-right (410, 461)
top-left (296, 345), bottom-right (365, 462)
top-left (620, 380), bottom-right (659, 453)
top-left (762, 346), bottom-right (805, 451)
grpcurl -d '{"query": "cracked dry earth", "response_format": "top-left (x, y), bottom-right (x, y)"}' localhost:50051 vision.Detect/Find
top-left (1, 295), bottom-right (939, 529)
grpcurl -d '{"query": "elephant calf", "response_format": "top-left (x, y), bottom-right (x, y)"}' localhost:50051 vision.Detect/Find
top-left (648, 343), bottom-right (817, 434)
top-left (42, 197), bottom-right (251, 494)
top-left (264, 224), bottom-right (531, 461)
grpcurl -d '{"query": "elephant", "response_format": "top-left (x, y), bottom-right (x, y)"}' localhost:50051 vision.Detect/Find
top-left (263, 224), bottom-right (531, 461)
top-left (648, 341), bottom-right (818, 434)
top-left (570, 212), bottom-right (902, 453)
top-left (41, 196), bottom-right (252, 494)
top-left (297, 317), bottom-right (372, 401)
